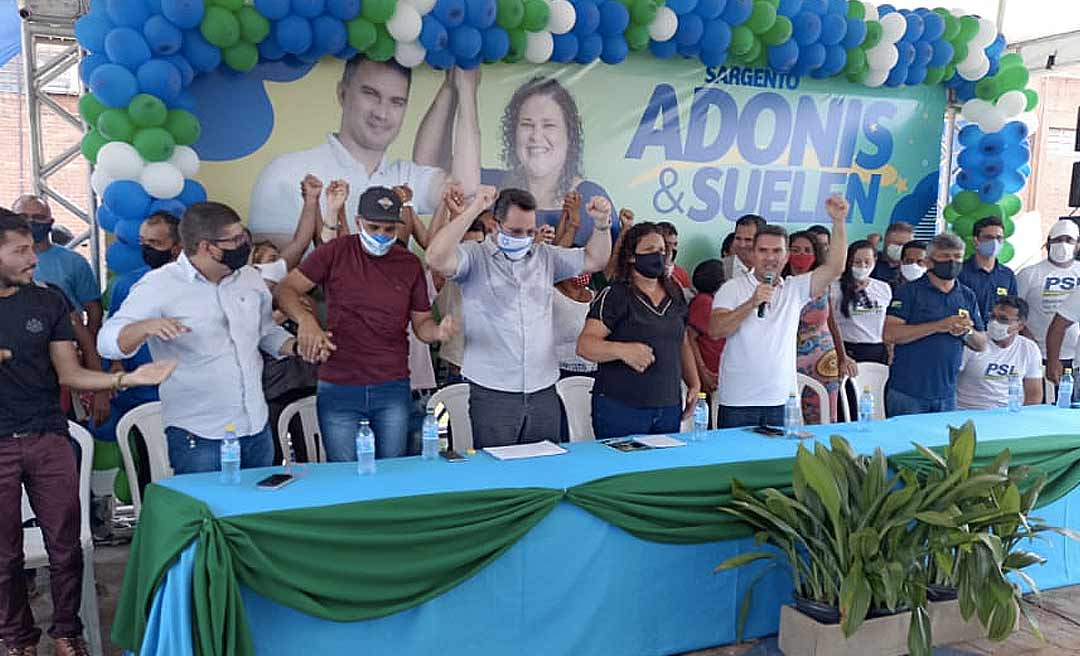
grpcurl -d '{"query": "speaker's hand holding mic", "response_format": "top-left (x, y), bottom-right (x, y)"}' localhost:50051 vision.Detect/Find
top-left (755, 273), bottom-right (777, 318)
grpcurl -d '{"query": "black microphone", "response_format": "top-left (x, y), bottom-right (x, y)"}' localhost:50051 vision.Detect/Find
top-left (757, 273), bottom-right (774, 318)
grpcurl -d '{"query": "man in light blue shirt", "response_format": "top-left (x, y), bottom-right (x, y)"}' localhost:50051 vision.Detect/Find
top-left (98, 202), bottom-right (306, 474)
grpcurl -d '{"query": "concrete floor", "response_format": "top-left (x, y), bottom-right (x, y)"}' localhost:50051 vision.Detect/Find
top-left (17, 543), bottom-right (1080, 655)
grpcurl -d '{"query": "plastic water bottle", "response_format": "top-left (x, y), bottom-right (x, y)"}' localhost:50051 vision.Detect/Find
top-left (219, 425), bottom-right (241, 485)
top-left (1057, 369), bottom-right (1074, 410)
top-left (858, 386), bottom-right (874, 431)
top-left (422, 410), bottom-right (440, 460)
top-left (784, 393), bottom-right (802, 439)
top-left (693, 393), bottom-right (709, 441)
top-left (1007, 373), bottom-right (1022, 413)
top-left (356, 420), bottom-right (375, 475)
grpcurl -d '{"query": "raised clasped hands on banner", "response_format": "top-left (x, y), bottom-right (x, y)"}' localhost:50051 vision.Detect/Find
top-left (461, 185), bottom-right (497, 220)
top-left (300, 174), bottom-right (323, 204)
top-left (324, 180), bottom-right (350, 238)
top-left (825, 194), bottom-right (850, 224)
top-left (450, 66), bottom-right (480, 96)
top-left (562, 191), bottom-right (582, 226)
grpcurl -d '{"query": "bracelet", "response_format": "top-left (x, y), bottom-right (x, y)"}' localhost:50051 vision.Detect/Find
top-left (113, 372), bottom-right (126, 392)
top-left (402, 201), bottom-right (414, 208)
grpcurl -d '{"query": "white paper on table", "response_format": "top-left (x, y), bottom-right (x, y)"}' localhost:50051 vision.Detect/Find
top-left (483, 440), bottom-right (568, 461)
top-left (634, 435), bottom-right (686, 448)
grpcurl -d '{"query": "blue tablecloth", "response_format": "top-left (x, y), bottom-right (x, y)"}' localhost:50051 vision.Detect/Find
top-left (132, 407), bottom-right (1080, 656)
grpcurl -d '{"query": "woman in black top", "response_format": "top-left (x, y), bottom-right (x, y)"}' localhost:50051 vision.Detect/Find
top-left (577, 222), bottom-right (700, 440)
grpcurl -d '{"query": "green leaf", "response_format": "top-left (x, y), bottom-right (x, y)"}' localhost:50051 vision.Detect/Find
top-left (1019, 598), bottom-right (1045, 643)
top-left (796, 444), bottom-right (843, 533)
top-left (907, 605), bottom-right (932, 656)
top-left (1003, 550), bottom-right (1045, 572)
top-left (912, 442), bottom-right (947, 469)
top-left (715, 551), bottom-right (774, 572)
top-left (839, 560), bottom-right (872, 637)
top-left (916, 509), bottom-right (962, 527)
top-left (987, 597), bottom-right (1019, 641)
top-left (734, 562), bottom-right (778, 643)
top-left (1000, 483), bottom-right (1022, 514)
top-left (946, 421), bottom-right (976, 475)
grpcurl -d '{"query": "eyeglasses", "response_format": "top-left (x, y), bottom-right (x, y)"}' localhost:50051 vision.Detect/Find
top-left (978, 235), bottom-right (1004, 243)
top-left (991, 314), bottom-right (1020, 324)
top-left (212, 233), bottom-right (251, 248)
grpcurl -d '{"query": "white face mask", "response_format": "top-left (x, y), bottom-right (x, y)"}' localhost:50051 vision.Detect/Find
top-left (254, 258), bottom-right (288, 284)
top-left (900, 263), bottom-right (926, 281)
top-left (886, 243), bottom-right (904, 262)
top-left (1049, 242), bottom-right (1075, 264)
top-left (851, 265), bottom-right (873, 281)
top-left (359, 225), bottom-right (395, 257)
top-left (987, 319), bottom-right (1012, 343)
top-left (497, 231), bottom-right (532, 261)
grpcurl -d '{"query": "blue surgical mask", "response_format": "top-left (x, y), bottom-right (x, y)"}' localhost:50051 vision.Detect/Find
top-left (497, 231), bottom-right (532, 261)
top-left (976, 239), bottom-right (1003, 259)
top-left (359, 226), bottom-right (395, 257)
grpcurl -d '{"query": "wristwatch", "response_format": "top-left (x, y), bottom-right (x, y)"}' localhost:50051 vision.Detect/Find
top-left (402, 201), bottom-right (414, 209)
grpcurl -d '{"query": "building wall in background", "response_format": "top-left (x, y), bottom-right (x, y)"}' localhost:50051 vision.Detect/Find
top-left (1028, 72), bottom-right (1080, 240)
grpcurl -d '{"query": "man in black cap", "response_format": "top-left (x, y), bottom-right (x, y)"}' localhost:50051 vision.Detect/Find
top-left (275, 186), bottom-right (456, 461)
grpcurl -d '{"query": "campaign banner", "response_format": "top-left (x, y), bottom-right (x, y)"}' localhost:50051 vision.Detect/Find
top-left (190, 56), bottom-right (946, 265)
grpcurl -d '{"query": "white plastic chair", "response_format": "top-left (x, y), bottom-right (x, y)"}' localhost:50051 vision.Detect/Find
top-left (22, 423), bottom-right (103, 656)
top-left (114, 401), bottom-right (172, 518)
top-left (556, 376), bottom-right (596, 442)
top-left (796, 373), bottom-right (831, 425)
top-left (276, 395), bottom-right (324, 464)
top-left (839, 363), bottom-right (890, 421)
top-left (427, 384), bottom-right (472, 452)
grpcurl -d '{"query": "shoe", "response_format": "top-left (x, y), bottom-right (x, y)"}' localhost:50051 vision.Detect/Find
top-left (5, 646), bottom-right (37, 656)
top-left (52, 636), bottom-right (89, 656)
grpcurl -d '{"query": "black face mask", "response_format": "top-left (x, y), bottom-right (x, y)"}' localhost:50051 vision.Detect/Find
top-left (930, 259), bottom-right (962, 281)
top-left (217, 243), bottom-right (252, 272)
top-left (141, 245), bottom-right (173, 269)
top-left (30, 222), bottom-right (51, 244)
top-left (633, 252), bottom-right (666, 279)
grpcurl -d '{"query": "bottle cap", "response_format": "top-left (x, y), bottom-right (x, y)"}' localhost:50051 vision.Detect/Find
top-left (225, 424), bottom-right (235, 432)
top-left (698, 392), bottom-right (707, 399)
top-left (863, 386), bottom-right (871, 392)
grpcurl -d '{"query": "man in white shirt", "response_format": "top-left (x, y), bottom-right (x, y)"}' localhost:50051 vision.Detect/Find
top-left (98, 202), bottom-right (307, 474)
top-left (957, 296), bottom-right (1043, 409)
top-left (249, 57), bottom-right (480, 246)
top-left (709, 195), bottom-right (849, 428)
top-left (721, 214), bottom-right (765, 281)
top-left (1017, 219), bottom-right (1080, 382)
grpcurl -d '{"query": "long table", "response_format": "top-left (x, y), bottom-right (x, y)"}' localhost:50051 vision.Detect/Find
top-left (115, 407), bottom-right (1080, 656)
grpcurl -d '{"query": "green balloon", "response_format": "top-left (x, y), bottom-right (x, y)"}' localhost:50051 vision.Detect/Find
top-left (943, 63), bottom-right (956, 81)
top-left (999, 52), bottom-right (1023, 70)
top-left (943, 204), bottom-right (959, 222)
top-left (999, 240), bottom-right (1015, 264)
top-left (625, 23), bottom-right (650, 51)
top-left (505, 28), bottom-right (526, 62)
top-left (361, 0), bottom-right (396, 23)
top-left (134, 127), bottom-right (176, 162)
top-left (741, 38), bottom-right (762, 64)
top-left (521, 0), bottom-right (549, 31)
top-left (366, 24), bottom-right (394, 61)
top-left (747, 1), bottom-right (777, 35)
top-left (953, 190), bottom-right (980, 214)
top-left (200, 6), bottom-right (241, 49)
top-left (862, 21), bottom-right (882, 50)
top-left (975, 201), bottom-right (1004, 220)
top-left (497, 0), bottom-right (524, 29)
top-left (962, 235), bottom-right (976, 259)
top-left (847, 66), bottom-right (868, 84)
top-left (1001, 194), bottom-right (1021, 218)
top-left (975, 77), bottom-right (998, 100)
top-left (940, 12), bottom-right (959, 41)
top-left (951, 42), bottom-right (967, 65)
top-left (750, 44), bottom-right (768, 68)
top-left (224, 41), bottom-right (259, 71)
top-left (92, 439), bottom-right (120, 471)
top-left (209, 0), bottom-right (243, 10)
top-left (97, 108), bottom-right (135, 142)
top-left (80, 129), bottom-right (108, 164)
top-left (957, 15), bottom-right (979, 43)
top-left (1024, 88), bottom-right (1039, 112)
top-left (762, 15), bottom-right (792, 46)
top-left (114, 469), bottom-right (132, 504)
top-left (1003, 216), bottom-right (1015, 238)
top-left (953, 214), bottom-right (976, 237)
top-left (923, 66), bottom-right (946, 86)
top-left (164, 109), bottom-right (201, 145)
top-left (847, 0), bottom-right (864, 20)
top-left (843, 47), bottom-right (866, 74)
top-left (996, 65), bottom-right (1029, 92)
top-left (236, 6), bottom-right (271, 44)
top-left (730, 25), bottom-right (754, 56)
top-left (79, 94), bottom-right (107, 126)
top-left (347, 17), bottom-right (377, 51)
top-left (127, 93), bottom-right (167, 128)
top-left (629, 0), bottom-right (656, 26)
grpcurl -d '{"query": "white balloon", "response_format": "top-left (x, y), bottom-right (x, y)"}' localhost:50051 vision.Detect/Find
top-left (139, 163), bottom-right (185, 200)
top-left (402, 0), bottom-right (435, 15)
top-left (394, 40), bottom-right (427, 68)
top-left (1019, 111), bottom-right (1039, 133)
top-left (90, 167), bottom-right (115, 197)
top-left (525, 30), bottom-right (553, 63)
top-left (864, 68), bottom-right (889, 88)
top-left (387, 3), bottom-right (422, 42)
top-left (866, 43), bottom-right (898, 71)
top-left (862, 2), bottom-right (878, 22)
top-left (648, 6), bottom-right (678, 42)
top-left (979, 108), bottom-right (1006, 134)
top-left (96, 141), bottom-right (144, 181)
top-left (961, 98), bottom-right (992, 121)
top-left (971, 17), bottom-right (997, 47)
top-left (167, 145), bottom-right (199, 178)
top-left (957, 52), bottom-right (989, 80)
top-left (879, 12), bottom-right (906, 44)
top-left (546, 0), bottom-right (575, 35)
top-left (996, 90), bottom-right (1027, 118)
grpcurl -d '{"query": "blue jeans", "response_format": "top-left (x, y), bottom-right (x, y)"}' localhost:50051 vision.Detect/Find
top-left (164, 424), bottom-right (273, 475)
top-left (718, 405), bottom-right (784, 429)
top-left (591, 394), bottom-right (682, 441)
top-left (886, 388), bottom-right (956, 417)
top-left (317, 379), bottom-right (411, 461)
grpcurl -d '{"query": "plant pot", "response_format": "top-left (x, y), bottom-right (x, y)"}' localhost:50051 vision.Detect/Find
top-left (793, 596), bottom-right (840, 625)
top-left (866, 605), bottom-right (909, 619)
top-left (927, 584), bottom-right (958, 602)
top-left (927, 598), bottom-right (1002, 645)
top-left (778, 604), bottom-right (912, 656)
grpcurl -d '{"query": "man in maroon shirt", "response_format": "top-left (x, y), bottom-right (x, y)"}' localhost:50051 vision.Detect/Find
top-left (275, 186), bottom-right (455, 460)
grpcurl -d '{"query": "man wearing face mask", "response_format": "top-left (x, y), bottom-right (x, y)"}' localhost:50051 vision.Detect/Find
top-left (98, 202), bottom-right (305, 474)
top-left (956, 296), bottom-right (1042, 409)
top-left (426, 186), bottom-right (612, 448)
top-left (1017, 220), bottom-right (1080, 384)
top-left (273, 187), bottom-right (456, 461)
top-left (883, 233), bottom-right (987, 417)
top-left (897, 240), bottom-right (928, 288)
top-left (656, 222), bottom-right (691, 289)
top-left (958, 217), bottom-right (1017, 321)
top-left (138, 212), bottom-right (183, 271)
top-left (872, 221), bottom-right (915, 284)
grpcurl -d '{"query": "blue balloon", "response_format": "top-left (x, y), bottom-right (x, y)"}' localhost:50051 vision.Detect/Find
top-left (1019, 163), bottom-right (1031, 177)
top-left (700, 45), bottom-right (725, 66)
top-left (146, 0), bottom-right (163, 15)
top-left (677, 42), bottom-right (700, 58)
top-left (182, 29), bottom-right (221, 72)
top-left (885, 63), bottom-right (907, 87)
top-left (818, 43), bottom-right (846, 77)
top-left (449, 25), bottom-right (482, 59)
top-left (292, 0), bottom-right (324, 19)
top-left (106, 0), bottom-right (150, 28)
top-left (1003, 121), bottom-right (1029, 143)
top-left (143, 16), bottom-right (182, 56)
top-left (115, 216), bottom-right (144, 246)
top-left (104, 180), bottom-right (152, 220)
top-left (840, 17), bottom-right (865, 49)
top-left (550, 32), bottom-right (578, 62)
top-left (79, 53), bottom-right (109, 86)
top-left (312, 16), bottom-right (347, 54)
top-left (105, 27), bottom-right (151, 71)
top-left (721, 0), bottom-right (752, 25)
top-left (979, 133), bottom-right (1005, 156)
top-left (953, 78), bottom-right (977, 102)
top-left (956, 169), bottom-right (986, 191)
top-left (798, 41), bottom-right (825, 71)
top-left (89, 63), bottom-right (139, 108)
top-left (434, 0), bottom-right (466, 29)
top-left (905, 65), bottom-right (926, 85)
top-left (258, 38), bottom-right (286, 60)
top-left (768, 39), bottom-right (799, 71)
top-left (897, 41), bottom-right (914, 66)
top-left (573, 1), bottom-right (600, 35)
top-left (275, 16), bottom-right (313, 54)
top-left (693, 0), bottom-right (722, 20)
top-left (900, 12), bottom-right (923, 42)
top-left (107, 241), bottom-right (147, 275)
top-left (148, 198), bottom-right (187, 217)
top-left (675, 13), bottom-right (703, 46)
top-left (702, 19), bottom-right (731, 53)
top-left (457, 54), bottom-right (481, 69)
top-left (335, 45), bottom-right (358, 59)
top-left (600, 34), bottom-right (628, 64)
top-left (792, 12), bottom-right (821, 46)
top-left (819, 13), bottom-right (846, 46)
top-left (877, 3), bottom-right (895, 15)
top-left (980, 156), bottom-right (1004, 178)
top-left (985, 57), bottom-right (1000, 78)
top-left (295, 44), bottom-right (323, 63)
top-left (986, 33), bottom-right (1006, 58)
top-left (649, 37), bottom-right (678, 58)
top-left (75, 14), bottom-right (113, 52)
top-left (958, 124), bottom-right (984, 147)
top-left (664, 0), bottom-right (696, 13)
top-left (929, 40), bottom-right (953, 68)
top-left (136, 59), bottom-right (182, 103)
top-left (480, 26), bottom-right (509, 61)
top-left (161, 0), bottom-right (204, 29)
top-left (255, 0), bottom-right (291, 20)
top-left (777, 0), bottom-right (802, 17)
top-left (575, 32), bottom-right (603, 63)
top-left (921, 12), bottom-right (944, 41)
top-left (466, 0), bottom-right (497, 29)
top-left (164, 54), bottom-right (195, 87)
top-left (96, 203), bottom-right (121, 233)
top-left (425, 47), bottom-right (455, 69)
top-left (913, 41), bottom-right (932, 67)
top-left (598, 1), bottom-right (630, 38)
top-left (1002, 145), bottom-right (1030, 169)
top-left (421, 15), bottom-right (450, 51)
top-left (957, 146), bottom-right (982, 170)
top-left (175, 179), bottom-right (207, 205)
top-left (1001, 170), bottom-right (1025, 194)
top-left (326, 0), bottom-right (360, 19)
top-left (978, 179), bottom-right (1004, 204)
top-left (173, 89), bottom-right (196, 111)
top-left (801, 0), bottom-right (826, 14)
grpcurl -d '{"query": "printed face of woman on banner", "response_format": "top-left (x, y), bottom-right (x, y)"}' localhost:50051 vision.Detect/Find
top-left (502, 78), bottom-right (584, 209)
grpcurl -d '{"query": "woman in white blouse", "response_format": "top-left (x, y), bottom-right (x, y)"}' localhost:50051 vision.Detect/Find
top-left (831, 239), bottom-right (893, 366)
